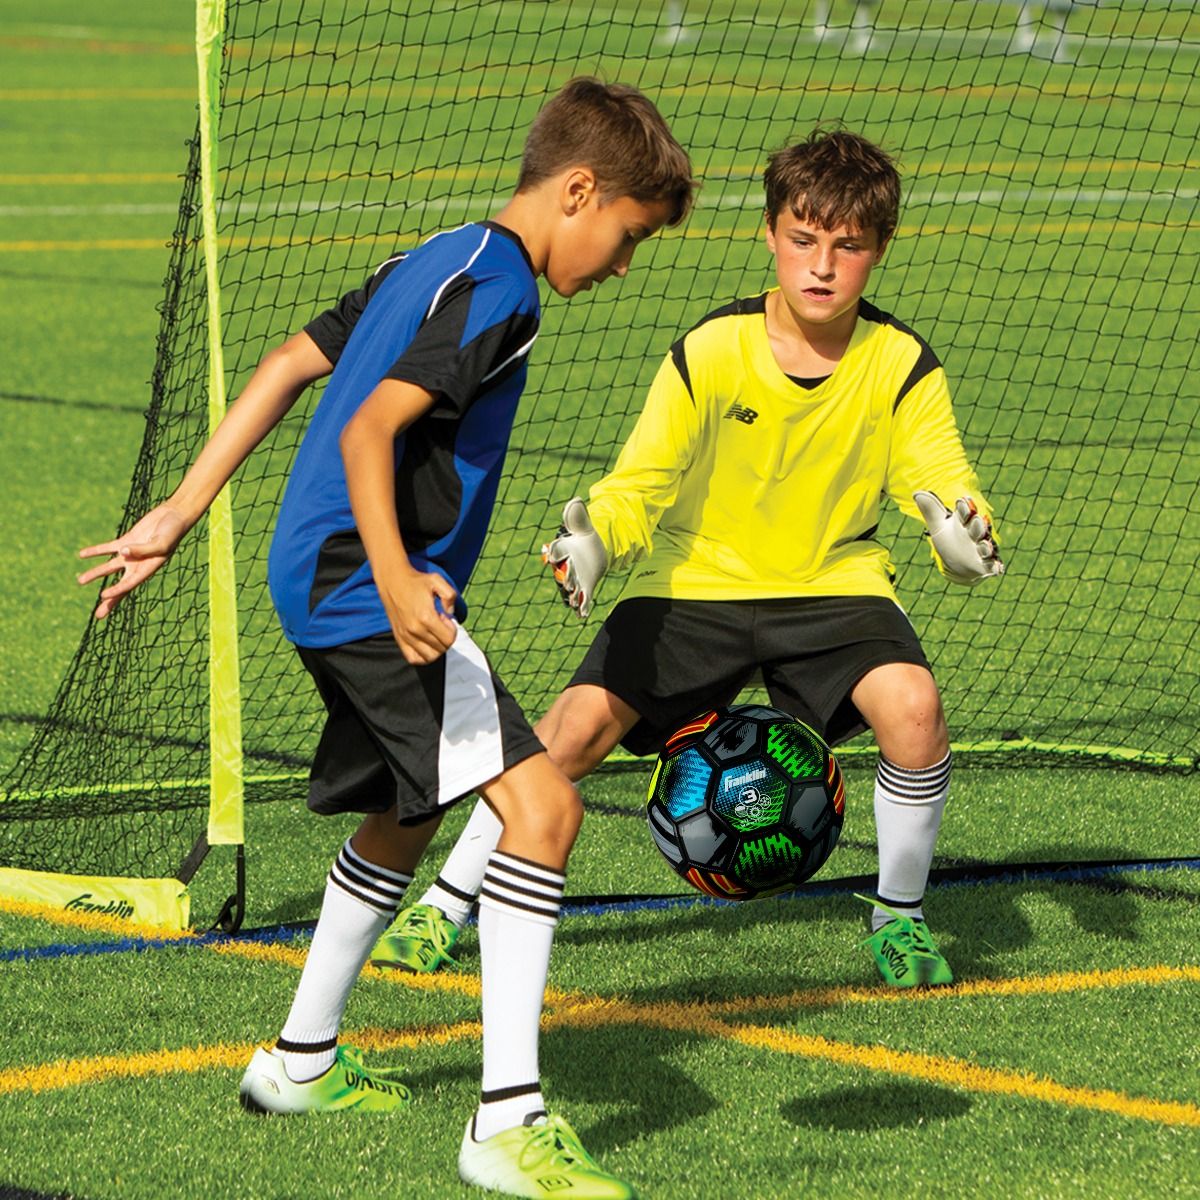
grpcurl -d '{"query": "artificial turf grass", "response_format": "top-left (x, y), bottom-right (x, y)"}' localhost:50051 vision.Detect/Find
top-left (2, 875), bottom-right (1198, 1200)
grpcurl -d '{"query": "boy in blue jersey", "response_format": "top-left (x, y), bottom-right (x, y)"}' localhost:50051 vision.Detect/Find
top-left (78, 78), bottom-right (695, 1199)
top-left (379, 129), bottom-right (1004, 991)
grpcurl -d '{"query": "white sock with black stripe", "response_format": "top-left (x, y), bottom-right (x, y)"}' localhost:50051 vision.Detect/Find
top-left (872, 752), bottom-right (952, 933)
top-left (419, 799), bottom-right (502, 928)
top-left (473, 850), bottom-right (564, 1142)
top-left (276, 838), bottom-right (412, 1082)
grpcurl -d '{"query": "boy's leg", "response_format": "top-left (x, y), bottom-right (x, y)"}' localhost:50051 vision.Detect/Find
top-left (240, 809), bottom-right (438, 1112)
top-left (850, 662), bottom-right (954, 986)
top-left (458, 751), bottom-right (633, 1198)
top-left (375, 686), bottom-right (638, 972)
top-left (536, 684), bottom-right (642, 782)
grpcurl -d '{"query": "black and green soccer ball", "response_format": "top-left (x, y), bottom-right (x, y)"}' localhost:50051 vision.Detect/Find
top-left (646, 704), bottom-right (845, 900)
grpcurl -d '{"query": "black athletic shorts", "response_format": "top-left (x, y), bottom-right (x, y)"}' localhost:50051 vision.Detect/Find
top-left (296, 627), bottom-right (544, 823)
top-left (568, 596), bottom-right (931, 756)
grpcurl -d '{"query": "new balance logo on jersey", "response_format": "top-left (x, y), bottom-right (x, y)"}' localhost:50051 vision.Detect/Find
top-left (724, 403), bottom-right (758, 424)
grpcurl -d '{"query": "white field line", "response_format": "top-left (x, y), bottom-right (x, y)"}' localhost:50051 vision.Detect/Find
top-left (6, 13), bottom-right (1200, 58)
top-left (1, 185), bottom-right (1197, 221)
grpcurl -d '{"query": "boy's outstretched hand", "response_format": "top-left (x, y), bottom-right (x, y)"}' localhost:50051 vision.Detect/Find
top-left (914, 491), bottom-right (1004, 586)
top-left (380, 566), bottom-right (459, 665)
top-left (77, 503), bottom-right (190, 619)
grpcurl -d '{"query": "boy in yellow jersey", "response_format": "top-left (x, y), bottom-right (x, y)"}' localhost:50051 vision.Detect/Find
top-left (378, 128), bottom-right (1003, 988)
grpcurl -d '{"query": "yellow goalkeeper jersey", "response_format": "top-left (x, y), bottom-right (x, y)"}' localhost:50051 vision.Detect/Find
top-left (588, 291), bottom-right (992, 604)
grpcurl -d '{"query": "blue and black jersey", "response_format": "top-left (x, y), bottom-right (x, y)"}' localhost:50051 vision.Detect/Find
top-left (268, 221), bottom-right (540, 647)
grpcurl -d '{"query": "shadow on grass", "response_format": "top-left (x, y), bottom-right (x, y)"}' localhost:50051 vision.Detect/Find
top-left (548, 842), bottom-right (1187, 990)
top-left (400, 1024), bottom-right (717, 1152)
top-left (781, 1081), bottom-right (972, 1131)
top-left (253, 889), bottom-right (328, 925)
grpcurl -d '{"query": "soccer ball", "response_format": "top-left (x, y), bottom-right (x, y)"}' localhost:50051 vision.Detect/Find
top-left (645, 704), bottom-right (845, 900)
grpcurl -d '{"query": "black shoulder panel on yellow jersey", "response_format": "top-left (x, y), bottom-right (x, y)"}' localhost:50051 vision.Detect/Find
top-left (669, 292), bottom-right (769, 401)
top-left (857, 299), bottom-right (942, 413)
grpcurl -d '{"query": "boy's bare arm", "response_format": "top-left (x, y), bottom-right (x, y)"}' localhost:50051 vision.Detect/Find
top-left (78, 331), bottom-right (333, 618)
top-left (339, 378), bottom-right (459, 665)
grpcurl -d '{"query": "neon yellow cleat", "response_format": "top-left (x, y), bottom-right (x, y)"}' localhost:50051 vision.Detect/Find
top-left (238, 1044), bottom-right (412, 1114)
top-left (458, 1114), bottom-right (636, 1199)
top-left (370, 902), bottom-right (460, 973)
top-left (858, 896), bottom-right (954, 988)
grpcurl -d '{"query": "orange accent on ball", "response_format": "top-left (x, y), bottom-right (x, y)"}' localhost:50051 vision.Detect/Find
top-left (664, 709), bottom-right (719, 754)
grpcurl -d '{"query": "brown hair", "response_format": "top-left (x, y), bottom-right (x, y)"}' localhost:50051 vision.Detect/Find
top-left (517, 77), bottom-right (696, 226)
top-left (764, 128), bottom-right (900, 245)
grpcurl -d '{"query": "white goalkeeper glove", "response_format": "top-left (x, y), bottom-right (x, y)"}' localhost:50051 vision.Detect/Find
top-left (541, 497), bottom-right (608, 619)
top-left (914, 491), bottom-right (1005, 586)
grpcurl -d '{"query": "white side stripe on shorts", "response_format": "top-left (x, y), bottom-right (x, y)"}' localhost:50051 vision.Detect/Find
top-left (437, 626), bottom-right (505, 807)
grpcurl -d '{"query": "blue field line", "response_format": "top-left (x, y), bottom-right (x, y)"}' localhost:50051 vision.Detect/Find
top-left (0, 919), bottom-right (314, 964)
top-left (3, 858), bottom-right (1196, 964)
top-left (560, 857), bottom-right (1200, 918)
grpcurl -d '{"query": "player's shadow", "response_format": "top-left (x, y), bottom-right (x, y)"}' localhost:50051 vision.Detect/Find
top-left (400, 1024), bottom-right (717, 1150)
top-left (781, 1081), bottom-right (972, 1131)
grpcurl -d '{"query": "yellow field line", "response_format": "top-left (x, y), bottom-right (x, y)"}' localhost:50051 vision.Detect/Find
top-left (632, 1006), bottom-right (1200, 1129)
top-left (723, 1024), bottom-right (1200, 1129)
top-left (0, 1020), bottom-right (483, 1096)
top-left (209, 935), bottom-right (587, 1008)
top-left (0, 89), bottom-right (195, 102)
top-left (209, 937), bottom-right (485, 1000)
top-left (543, 986), bottom-right (1200, 1128)
top-left (0, 35), bottom-right (191, 56)
top-left (3, 947), bottom-right (1197, 1126)
top-left (0, 896), bottom-right (194, 942)
top-left (0, 238), bottom-right (174, 252)
top-left (1, 79), bottom-right (1187, 105)
top-left (696, 963), bottom-right (1200, 1015)
top-left (0, 172), bottom-right (185, 185)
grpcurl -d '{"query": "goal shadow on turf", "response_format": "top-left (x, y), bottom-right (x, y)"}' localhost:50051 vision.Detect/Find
top-left (550, 850), bottom-right (1159, 990)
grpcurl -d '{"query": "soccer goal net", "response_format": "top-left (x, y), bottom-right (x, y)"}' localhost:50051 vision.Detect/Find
top-left (2, 0), bottom-right (1196, 927)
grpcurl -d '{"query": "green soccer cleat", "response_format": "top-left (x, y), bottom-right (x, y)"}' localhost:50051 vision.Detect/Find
top-left (370, 902), bottom-right (460, 973)
top-left (857, 895), bottom-right (954, 988)
top-left (238, 1044), bottom-right (412, 1114)
top-left (458, 1114), bottom-right (636, 1200)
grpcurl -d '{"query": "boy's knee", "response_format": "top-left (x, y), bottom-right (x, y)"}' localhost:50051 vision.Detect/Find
top-left (869, 675), bottom-right (949, 767)
top-left (535, 686), bottom-right (629, 780)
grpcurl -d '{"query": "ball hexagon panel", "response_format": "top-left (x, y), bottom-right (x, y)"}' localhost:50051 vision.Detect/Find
top-left (733, 830), bottom-right (812, 889)
top-left (764, 720), bottom-right (827, 781)
top-left (656, 746), bottom-right (712, 820)
top-left (703, 715), bottom-right (760, 763)
top-left (676, 808), bottom-right (731, 870)
top-left (786, 782), bottom-right (840, 841)
top-left (647, 803), bottom-right (684, 864)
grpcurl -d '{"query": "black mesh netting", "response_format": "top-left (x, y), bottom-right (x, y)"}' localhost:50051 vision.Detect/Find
top-left (3, 1), bottom-right (1196, 890)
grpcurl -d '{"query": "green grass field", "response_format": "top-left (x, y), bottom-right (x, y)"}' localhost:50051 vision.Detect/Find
top-left (2, 3), bottom-right (1199, 1198)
